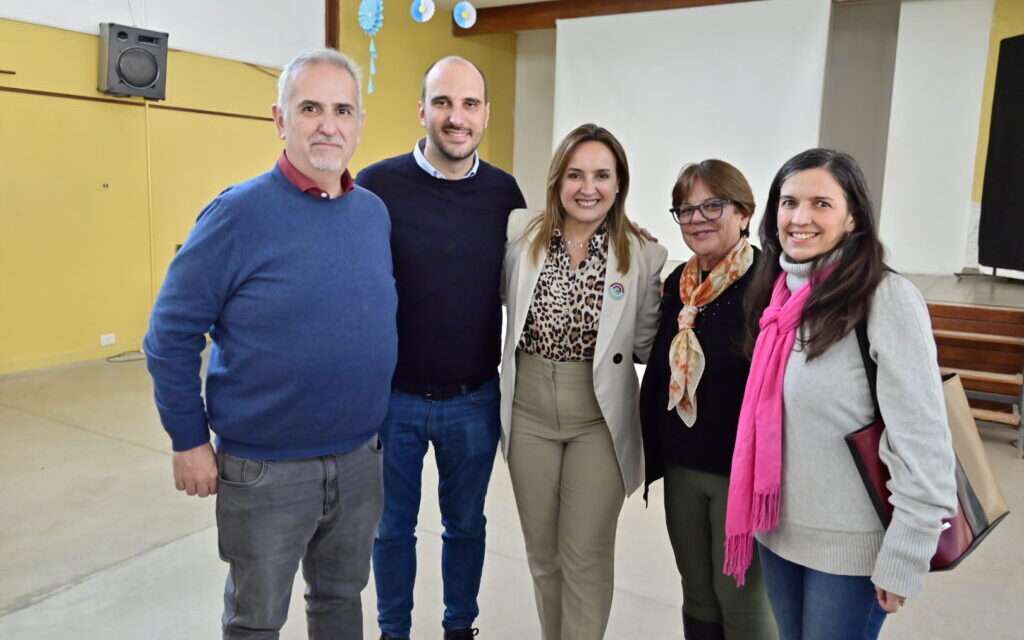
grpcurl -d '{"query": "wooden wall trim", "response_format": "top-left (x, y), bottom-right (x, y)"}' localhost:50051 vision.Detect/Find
top-left (326, 0), bottom-right (340, 49)
top-left (454, 0), bottom-right (757, 36)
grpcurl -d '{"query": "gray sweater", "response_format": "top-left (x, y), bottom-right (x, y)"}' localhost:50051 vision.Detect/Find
top-left (756, 256), bottom-right (957, 598)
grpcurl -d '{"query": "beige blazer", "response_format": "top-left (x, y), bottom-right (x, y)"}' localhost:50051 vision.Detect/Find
top-left (500, 209), bottom-right (667, 495)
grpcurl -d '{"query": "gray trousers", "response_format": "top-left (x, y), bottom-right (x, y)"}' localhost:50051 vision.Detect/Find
top-left (216, 437), bottom-right (383, 640)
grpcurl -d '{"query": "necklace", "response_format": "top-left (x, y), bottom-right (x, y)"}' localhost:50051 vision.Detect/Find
top-left (563, 237), bottom-right (588, 250)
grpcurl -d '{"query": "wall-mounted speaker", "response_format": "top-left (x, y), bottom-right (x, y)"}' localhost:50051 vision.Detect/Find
top-left (98, 23), bottom-right (169, 100)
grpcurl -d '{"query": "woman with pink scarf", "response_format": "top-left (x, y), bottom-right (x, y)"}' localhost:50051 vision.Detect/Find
top-left (724, 148), bottom-right (957, 640)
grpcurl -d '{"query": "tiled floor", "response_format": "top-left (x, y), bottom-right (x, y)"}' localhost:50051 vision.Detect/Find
top-left (2, 275), bottom-right (1023, 638)
top-left (0, 358), bottom-right (680, 639)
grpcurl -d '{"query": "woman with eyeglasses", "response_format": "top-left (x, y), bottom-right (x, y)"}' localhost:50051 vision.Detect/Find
top-left (639, 159), bottom-right (776, 640)
top-left (501, 123), bottom-right (667, 639)
top-left (723, 149), bottom-right (956, 640)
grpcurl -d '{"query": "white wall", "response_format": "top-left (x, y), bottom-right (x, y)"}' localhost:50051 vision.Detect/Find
top-left (879, 0), bottom-right (994, 274)
top-left (513, 29), bottom-right (557, 212)
top-left (552, 0), bottom-right (831, 262)
top-left (0, 0), bottom-right (322, 68)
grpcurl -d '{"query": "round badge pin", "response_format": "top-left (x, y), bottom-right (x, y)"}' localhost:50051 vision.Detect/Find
top-left (609, 283), bottom-right (625, 300)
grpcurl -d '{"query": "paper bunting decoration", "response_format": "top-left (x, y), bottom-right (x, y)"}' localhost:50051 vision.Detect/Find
top-left (358, 0), bottom-right (385, 93)
top-left (410, 0), bottom-right (435, 23)
top-left (453, 1), bottom-right (477, 29)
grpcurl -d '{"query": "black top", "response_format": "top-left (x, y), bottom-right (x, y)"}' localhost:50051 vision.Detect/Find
top-left (639, 248), bottom-right (759, 498)
top-left (356, 153), bottom-right (526, 388)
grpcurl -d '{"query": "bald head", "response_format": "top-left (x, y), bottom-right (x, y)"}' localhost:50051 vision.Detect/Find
top-left (418, 55), bottom-right (490, 178)
top-left (421, 56), bottom-right (488, 103)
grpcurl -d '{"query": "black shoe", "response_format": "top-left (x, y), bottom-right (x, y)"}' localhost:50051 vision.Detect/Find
top-left (444, 629), bottom-right (479, 639)
top-left (380, 634), bottom-right (410, 640)
top-left (682, 615), bottom-right (724, 640)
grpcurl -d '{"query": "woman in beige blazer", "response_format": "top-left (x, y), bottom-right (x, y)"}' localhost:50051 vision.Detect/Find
top-left (500, 123), bottom-right (667, 639)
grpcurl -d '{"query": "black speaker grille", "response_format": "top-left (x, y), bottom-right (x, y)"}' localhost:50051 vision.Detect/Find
top-left (117, 48), bottom-right (159, 88)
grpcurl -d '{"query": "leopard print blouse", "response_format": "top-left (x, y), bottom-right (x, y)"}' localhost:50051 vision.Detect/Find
top-left (518, 224), bottom-right (608, 362)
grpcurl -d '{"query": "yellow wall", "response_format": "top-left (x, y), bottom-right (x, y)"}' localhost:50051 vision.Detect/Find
top-left (1, 9), bottom-right (519, 375)
top-left (1, 93), bottom-right (152, 373)
top-left (0, 19), bottom-right (281, 374)
top-left (340, 3), bottom-right (518, 173)
top-left (971, 0), bottom-right (1024, 201)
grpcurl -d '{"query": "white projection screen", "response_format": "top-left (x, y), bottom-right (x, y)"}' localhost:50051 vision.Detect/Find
top-left (553, 0), bottom-right (831, 262)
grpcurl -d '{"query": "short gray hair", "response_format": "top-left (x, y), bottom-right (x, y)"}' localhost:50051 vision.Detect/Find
top-left (277, 49), bottom-right (363, 115)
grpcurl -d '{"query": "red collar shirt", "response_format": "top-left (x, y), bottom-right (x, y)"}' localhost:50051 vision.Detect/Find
top-left (276, 151), bottom-right (355, 200)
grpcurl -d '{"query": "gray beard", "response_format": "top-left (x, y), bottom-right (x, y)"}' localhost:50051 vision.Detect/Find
top-left (310, 157), bottom-right (343, 172)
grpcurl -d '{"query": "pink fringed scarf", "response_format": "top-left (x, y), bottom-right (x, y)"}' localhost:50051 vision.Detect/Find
top-left (723, 270), bottom-right (820, 587)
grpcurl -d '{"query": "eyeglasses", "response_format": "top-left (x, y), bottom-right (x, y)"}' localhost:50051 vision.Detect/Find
top-left (670, 198), bottom-right (733, 224)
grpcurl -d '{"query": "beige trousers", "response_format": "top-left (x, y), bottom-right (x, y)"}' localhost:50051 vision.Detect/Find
top-left (508, 350), bottom-right (626, 640)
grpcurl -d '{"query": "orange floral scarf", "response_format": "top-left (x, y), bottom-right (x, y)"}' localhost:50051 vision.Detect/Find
top-left (667, 237), bottom-right (754, 426)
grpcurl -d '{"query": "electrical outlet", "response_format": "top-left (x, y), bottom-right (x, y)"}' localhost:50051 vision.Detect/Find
top-left (100, 333), bottom-right (116, 347)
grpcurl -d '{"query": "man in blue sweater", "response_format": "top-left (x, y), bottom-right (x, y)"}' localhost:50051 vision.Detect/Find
top-left (144, 49), bottom-right (397, 640)
top-left (356, 56), bottom-right (526, 640)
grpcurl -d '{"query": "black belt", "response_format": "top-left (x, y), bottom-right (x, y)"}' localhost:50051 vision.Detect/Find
top-left (393, 379), bottom-right (489, 401)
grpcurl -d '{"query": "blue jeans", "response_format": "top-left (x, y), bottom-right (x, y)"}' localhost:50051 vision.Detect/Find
top-left (373, 379), bottom-right (501, 637)
top-left (759, 544), bottom-right (888, 640)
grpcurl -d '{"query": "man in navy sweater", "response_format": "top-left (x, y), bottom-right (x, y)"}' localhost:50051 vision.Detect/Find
top-left (356, 56), bottom-right (526, 640)
top-left (144, 49), bottom-right (397, 640)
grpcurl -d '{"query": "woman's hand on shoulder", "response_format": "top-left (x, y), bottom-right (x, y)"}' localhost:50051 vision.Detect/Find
top-left (630, 220), bottom-right (658, 243)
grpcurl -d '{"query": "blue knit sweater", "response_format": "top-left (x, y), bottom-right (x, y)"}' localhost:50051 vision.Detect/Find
top-left (144, 166), bottom-right (398, 460)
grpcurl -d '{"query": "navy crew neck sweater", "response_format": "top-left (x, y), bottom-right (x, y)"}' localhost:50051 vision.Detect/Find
top-left (144, 166), bottom-right (398, 460)
top-left (356, 153), bottom-right (525, 387)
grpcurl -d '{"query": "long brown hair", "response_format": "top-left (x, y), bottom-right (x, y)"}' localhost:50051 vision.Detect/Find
top-left (745, 148), bottom-right (886, 360)
top-left (528, 123), bottom-right (642, 270)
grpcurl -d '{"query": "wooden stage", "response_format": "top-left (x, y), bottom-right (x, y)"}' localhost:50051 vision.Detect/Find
top-left (907, 273), bottom-right (1024, 456)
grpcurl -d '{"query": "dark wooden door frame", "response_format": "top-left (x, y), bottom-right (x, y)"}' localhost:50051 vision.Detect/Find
top-left (453, 0), bottom-right (757, 36)
top-left (326, 0), bottom-right (340, 49)
top-left (453, 0), bottom-right (860, 36)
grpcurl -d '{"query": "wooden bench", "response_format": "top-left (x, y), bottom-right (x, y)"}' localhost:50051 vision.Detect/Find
top-left (929, 302), bottom-right (1024, 457)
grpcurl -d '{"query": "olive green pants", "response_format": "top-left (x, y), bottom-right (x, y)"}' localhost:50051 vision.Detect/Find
top-left (664, 465), bottom-right (777, 640)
